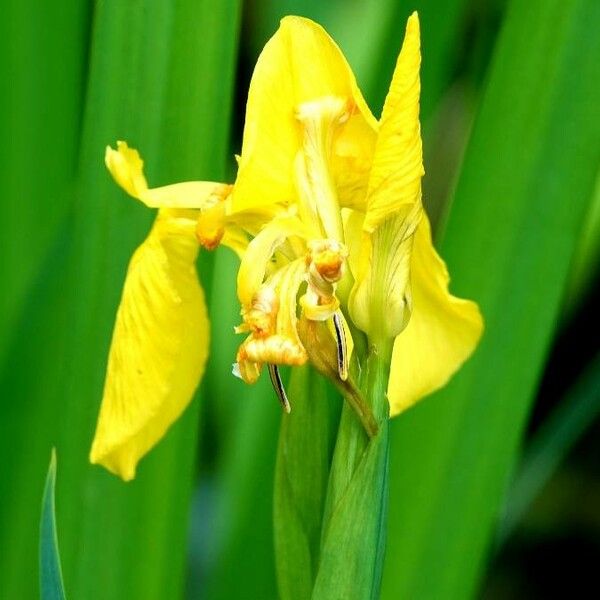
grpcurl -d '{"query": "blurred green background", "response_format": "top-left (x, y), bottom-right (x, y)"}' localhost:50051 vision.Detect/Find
top-left (1, 0), bottom-right (598, 598)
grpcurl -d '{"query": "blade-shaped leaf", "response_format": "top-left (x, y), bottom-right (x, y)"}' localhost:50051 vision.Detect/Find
top-left (40, 450), bottom-right (66, 600)
top-left (382, 0), bottom-right (600, 597)
top-left (0, 1), bottom-right (90, 363)
top-left (0, 1), bottom-right (241, 599)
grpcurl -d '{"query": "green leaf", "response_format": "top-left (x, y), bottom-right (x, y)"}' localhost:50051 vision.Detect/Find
top-left (274, 366), bottom-right (340, 600)
top-left (40, 450), bottom-right (66, 600)
top-left (0, 1), bottom-right (241, 598)
top-left (0, 1), bottom-right (90, 363)
top-left (0, 4), bottom-right (89, 596)
top-left (200, 249), bottom-right (280, 600)
top-left (500, 353), bottom-right (600, 541)
top-left (382, 0), bottom-right (600, 597)
top-left (563, 174), bottom-right (600, 313)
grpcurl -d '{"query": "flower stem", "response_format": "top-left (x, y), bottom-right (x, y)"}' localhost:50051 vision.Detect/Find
top-left (273, 366), bottom-right (340, 600)
top-left (313, 340), bottom-right (392, 600)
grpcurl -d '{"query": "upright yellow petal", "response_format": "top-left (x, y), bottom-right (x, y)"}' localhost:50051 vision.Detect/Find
top-left (363, 12), bottom-right (424, 233)
top-left (349, 203), bottom-right (421, 339)
top-left (106, 141), bottom-right (230, 209)
top-left (387, 214), bottom-right (483, 416)
top-left (233, 16), bottom-right (376, 214)
top-left (90, 209), bottom-right (210, 480)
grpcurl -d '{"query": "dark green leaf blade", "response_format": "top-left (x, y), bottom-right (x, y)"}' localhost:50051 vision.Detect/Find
top-left (500, 353), bottom-right (600, 540)
top-left (40, 450), bottom-right (66, 600)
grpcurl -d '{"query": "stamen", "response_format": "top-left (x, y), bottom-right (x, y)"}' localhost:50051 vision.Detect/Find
top-left (268, 364), bottom-right (291, 413)
top-left (333, 312), bottom-right (348, 381)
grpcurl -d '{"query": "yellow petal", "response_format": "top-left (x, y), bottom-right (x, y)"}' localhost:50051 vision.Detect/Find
top-left (233, 16), bottom-right (376, 215)
top-left (332, 115), bottom-right (378, 211)
top-left (106, 141), bottom-right (230, 209)
top-left (236, 259), bottom-right (308, 380)
top-left (236, 216), bottom-right (309, 307)
top-left (348, 203), bottom-right (422, 339)
top-left (387, 214), bottom-right (483, 416)
top-left (90, 209), bottom-right (209, 480)
top-left (363, 12), bottom-right (424, 233)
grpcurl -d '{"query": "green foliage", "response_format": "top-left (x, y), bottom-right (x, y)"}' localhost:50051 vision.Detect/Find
top-left (274, 366), bottom-right (339, 599)
top-left (383, 0), bottom-right (600, 597)
top-left (314, 348), bottom-right (391, 600)
top-left (0, 1), bottom-right (241, 598)
top-left (40, 451), bottom-right (66, 600)
top-left (1, 0), bottom-right (598, 598)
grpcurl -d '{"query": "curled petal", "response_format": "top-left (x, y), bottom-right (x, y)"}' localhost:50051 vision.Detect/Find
top-left (90, 209), bottom-right (209, 480)
top-left (106, 141), bottom-right (231, 209)
top-left (387, 214), bottom-right (484, 415)
top-left (235, 260), bottom-right (309, 383)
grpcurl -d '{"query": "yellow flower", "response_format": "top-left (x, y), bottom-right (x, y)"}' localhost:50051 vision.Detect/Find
top-left (90, 142), bottom-right (240, 480)
top-left (230, 13), bottom-right (483, 416)
top-left (91, 12), bottom-right (484, 480)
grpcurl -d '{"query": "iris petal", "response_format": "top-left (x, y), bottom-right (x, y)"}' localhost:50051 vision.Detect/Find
top-left (89, 209), bottom-right (209, 480)
top-left (363, 12), bottom-right (423, 234)
top-left (387, 214), bottom-right (484, 415)
top-left (105, 141), bottom-right (230, 209)
top-left (233, 16), bottom-right (376, 215)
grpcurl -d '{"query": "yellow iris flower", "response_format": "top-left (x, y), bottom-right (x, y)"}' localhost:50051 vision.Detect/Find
top-left (90, 12), bottom-right (483, 481)
top-left (230, 13), bottom-right (482, 409)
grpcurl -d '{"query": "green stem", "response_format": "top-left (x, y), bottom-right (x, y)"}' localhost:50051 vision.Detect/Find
top-left (273, 366), bottom-right (340, 600)
top-left (313, 340), bottom-right (392, 600)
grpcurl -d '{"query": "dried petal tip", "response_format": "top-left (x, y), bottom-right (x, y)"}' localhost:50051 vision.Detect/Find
top-left (298, 317), bottom-right (378, 436)
top-left (268, 364), bottom-right (291, 413)
top-left (333, 312), bottom-right (349, 381)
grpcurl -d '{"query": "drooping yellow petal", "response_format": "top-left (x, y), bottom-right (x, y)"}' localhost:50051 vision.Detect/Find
top-left (387, 214), bottom-right (483, 416)
top-left (106, 141), bottom-right (230, 209)
top-left (233, 16), bottom-right (376, 215)
top-left (90, 209), bottom-right (209, 480)
top-left (363, 12), bottom-right (423, 233)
